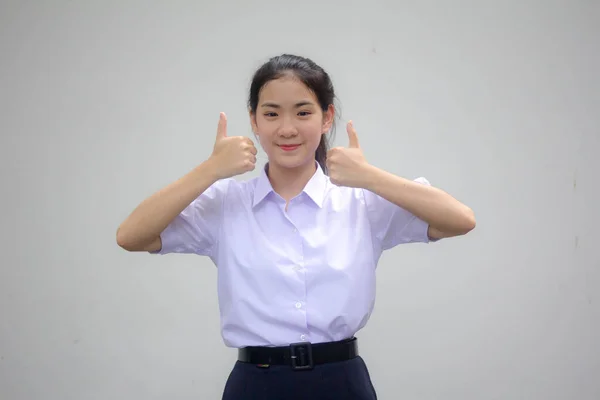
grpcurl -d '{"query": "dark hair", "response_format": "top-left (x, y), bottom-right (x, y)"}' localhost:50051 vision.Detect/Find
top-left (248, 54), bottom-right (338, 174)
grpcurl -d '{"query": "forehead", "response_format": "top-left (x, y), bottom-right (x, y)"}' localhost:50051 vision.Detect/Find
top-left (259, 77), bottom-right (318, 105)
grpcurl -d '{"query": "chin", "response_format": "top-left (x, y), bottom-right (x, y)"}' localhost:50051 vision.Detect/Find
top-left (271, 154), bottom-right (314, 170)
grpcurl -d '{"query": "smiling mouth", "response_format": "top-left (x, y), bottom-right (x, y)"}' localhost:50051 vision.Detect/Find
top-left (279, 144), bottom-right (301, 151)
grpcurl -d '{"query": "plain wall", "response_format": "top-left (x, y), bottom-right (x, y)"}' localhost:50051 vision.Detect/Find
top-left (1, 1), bottom-right (598, 399)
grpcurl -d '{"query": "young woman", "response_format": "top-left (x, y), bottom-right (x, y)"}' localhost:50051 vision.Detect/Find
top-left (117, 54), bottom-right (475, 399)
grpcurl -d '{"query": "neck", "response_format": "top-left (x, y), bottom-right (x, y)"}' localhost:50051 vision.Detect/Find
top-left (267, 161), bottom-right (317, 202)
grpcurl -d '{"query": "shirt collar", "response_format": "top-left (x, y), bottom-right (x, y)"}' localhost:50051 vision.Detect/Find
top-left (252, 162), bottom-right (327, 208)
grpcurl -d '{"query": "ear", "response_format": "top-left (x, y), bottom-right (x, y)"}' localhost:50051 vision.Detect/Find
top-left (249, 109), bottom-right (259, 134)
top-left (321, 104), bottom-right (335, 134)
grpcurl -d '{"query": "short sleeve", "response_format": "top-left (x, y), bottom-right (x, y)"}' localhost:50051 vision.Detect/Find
top-left (363, 177), bottom-right (434, 251)
top-left (152, 178), bottom-right (231, 257)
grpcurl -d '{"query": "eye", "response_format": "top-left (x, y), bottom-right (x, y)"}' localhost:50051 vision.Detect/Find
top-left (298, 111), bottom-right (311, 117)
top-left (264, 112), bottom-right (278, 117)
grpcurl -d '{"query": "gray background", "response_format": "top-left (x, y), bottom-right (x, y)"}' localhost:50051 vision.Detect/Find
top-left (1, 1), bottom-right (599, 399)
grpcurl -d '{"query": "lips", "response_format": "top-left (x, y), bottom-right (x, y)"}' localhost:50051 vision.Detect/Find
top-left (279, 144), bottom-right (300, 151)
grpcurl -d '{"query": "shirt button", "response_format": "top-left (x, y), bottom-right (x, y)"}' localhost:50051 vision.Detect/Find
top-left (293, 228), bottom-right (298, 233)
top-left (295, 302), bottom-right (302, 309)
top-left (300, 334), bottom-right (306, 341)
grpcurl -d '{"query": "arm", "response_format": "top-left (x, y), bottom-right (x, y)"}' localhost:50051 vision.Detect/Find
top-left (327, 120), bottom-right (474, 242)
top-left (116, 159), bottom-right (220, 252)
top-left (116, 112), bottom-right (257, 253)
top-left (361, 165), bottom-right (475, 239)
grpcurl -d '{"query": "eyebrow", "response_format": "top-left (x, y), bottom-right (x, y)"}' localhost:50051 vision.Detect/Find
top-left (260, 101), bottom-right (315, 108)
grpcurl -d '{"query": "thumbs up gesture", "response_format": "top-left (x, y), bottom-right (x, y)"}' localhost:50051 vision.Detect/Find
top-left (209, 112), bottom-right (257, 180)
top-left (326, 121), bottom-right (370, 187)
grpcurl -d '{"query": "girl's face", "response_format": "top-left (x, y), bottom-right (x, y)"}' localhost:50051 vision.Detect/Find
top-left (250, 76), bottom-right (333, 171)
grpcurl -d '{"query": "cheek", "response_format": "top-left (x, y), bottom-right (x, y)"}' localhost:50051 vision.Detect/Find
top-left (302, 123), bottom-right (324, 143)
top-left (254, 122), bottom-right (275, 144)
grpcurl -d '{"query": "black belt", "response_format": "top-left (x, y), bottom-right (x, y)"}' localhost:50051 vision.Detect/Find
top-left (238, 337), bottom-right (358, 370)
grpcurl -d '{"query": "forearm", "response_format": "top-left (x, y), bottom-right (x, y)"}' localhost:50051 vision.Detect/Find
top-left (116, 158), bottom-right (220, 250)
top-left (362, 165), bottom-right (475, 234)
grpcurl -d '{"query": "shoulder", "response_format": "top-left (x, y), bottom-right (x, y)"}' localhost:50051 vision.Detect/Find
top-left (204, 175), bottom-right (260, 193)
top-left (322, 176), bottom-right (367, 208)
top-left (230, 174), bottom-right (263, 195)
top-left (208, 175), bottom-right (263, 206)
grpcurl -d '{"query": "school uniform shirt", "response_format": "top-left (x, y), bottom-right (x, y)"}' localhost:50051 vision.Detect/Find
top-left (153, 162), bottom-right (435, 348)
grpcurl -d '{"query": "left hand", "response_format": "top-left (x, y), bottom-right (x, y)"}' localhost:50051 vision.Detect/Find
top-left (326, 121), bottom-right (371, 187)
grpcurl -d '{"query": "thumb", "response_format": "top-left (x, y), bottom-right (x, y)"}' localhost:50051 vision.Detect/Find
top-left (347, 120), bottom-right (359, 148)
top-left (216, 112), bottom-right (227, 140)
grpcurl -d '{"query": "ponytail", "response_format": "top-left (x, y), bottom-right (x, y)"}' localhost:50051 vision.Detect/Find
top-left (315, 135), bottom-right (329, 174)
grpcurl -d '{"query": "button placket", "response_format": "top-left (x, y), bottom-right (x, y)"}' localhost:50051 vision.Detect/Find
top-left (287, 210), bottom-right (308, 344)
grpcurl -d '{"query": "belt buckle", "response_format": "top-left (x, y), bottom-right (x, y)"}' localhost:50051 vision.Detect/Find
top-left (289, 342), bottom-right (313, 370)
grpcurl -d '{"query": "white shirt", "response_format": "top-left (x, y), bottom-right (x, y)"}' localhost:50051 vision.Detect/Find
top-left (154, 163), bottom-right (435, 348)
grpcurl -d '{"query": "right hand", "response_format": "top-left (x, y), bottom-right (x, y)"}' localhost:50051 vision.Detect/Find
top-left (209, 112), bottom-right (257, 180)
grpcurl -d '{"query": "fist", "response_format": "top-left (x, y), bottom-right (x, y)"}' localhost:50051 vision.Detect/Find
top-left (326, 121), bottom-right (369, 188)
top-left (210, 112), bottom-right (257, 179)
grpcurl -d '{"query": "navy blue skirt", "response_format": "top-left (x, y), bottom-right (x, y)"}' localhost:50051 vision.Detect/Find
top-left (221, 355), bottom-right (377, 399)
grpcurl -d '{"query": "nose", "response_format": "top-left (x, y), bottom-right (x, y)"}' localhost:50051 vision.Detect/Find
top-left (277, 117), bottom-right (298, 137)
